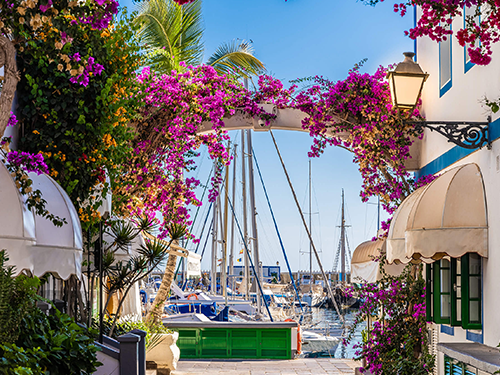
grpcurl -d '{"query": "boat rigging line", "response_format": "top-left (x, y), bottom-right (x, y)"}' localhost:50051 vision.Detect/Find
top-left (222, 178), bottom-right (275, 322)
top-left (268, 129), bottom-right (344, 323)
top-left (174, 164), bottom-right (214, 284)
top-left (251, 146), bottom-right (304, 313)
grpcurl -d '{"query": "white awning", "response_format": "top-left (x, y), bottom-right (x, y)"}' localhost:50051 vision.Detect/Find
top-left (28, 172), bottom-right (83, 279)
top-left (0, 162), bottom-right (83, 279)
top-left (387, 163), bottom-right (487, 264)
top-left (0, 162), bottom-right (36, 273)
top-left (351, 238), bottom-right (404, 283)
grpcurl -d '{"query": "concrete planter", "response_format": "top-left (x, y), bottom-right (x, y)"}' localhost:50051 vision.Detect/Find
top-left (145, 332), bottom-right (180, 374)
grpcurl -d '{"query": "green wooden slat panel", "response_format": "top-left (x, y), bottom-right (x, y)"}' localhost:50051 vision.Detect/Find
top-left (232, 349), bottom-right (258, 358)
top-left (232, 329), bottom-right (257, 338)
top-left (202, 329), bottom-right (227, 338)
top-left (178, 329), bottom-right (197, 338)
top-left (201, 348), bottom-right (227, 357)
top-left (179, 348), bottom-right (197, 357)
top-left (174, 327), bottom-right (292, 359)
top-left (261, 349), bottom-right (288, 358)
top-left (261, 329), bottom-right (287, 338)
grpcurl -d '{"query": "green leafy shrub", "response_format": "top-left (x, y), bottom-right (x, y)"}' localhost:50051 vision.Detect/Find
top-left (0, 344), bottom-right (46, 375)
top-left (13, 307), bottom-right (101, 374)
top-left (0, 250), bottom-right (40, 344)
top-left (0, 250), bottom-right (101, 374)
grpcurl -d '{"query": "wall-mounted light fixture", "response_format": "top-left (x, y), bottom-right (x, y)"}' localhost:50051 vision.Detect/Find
top-left (388, 52), bottom-right (491, 150)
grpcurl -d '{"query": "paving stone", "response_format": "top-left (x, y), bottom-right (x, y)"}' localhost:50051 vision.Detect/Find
top-left (172, 358), bottom-right (356, 375)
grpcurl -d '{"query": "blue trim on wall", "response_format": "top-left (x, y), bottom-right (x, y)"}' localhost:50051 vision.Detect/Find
top-left (466, 330), bottom-right (483, 343)
top-left (465, 59), bottom-right (475, 73)
top-left (415, 117), bottom-right (500, 178)
top-left (441, 325), bottom-right (455, 336)
top-left (414, 5), bottom-right (417, 59)
top-left (439, 23), bottom-right (453, 97)
top-left (440, 79), bottom-right (453, 96)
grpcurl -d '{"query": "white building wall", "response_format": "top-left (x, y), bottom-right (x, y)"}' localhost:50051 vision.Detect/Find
top-left (414, 5), bottom-right (500, 374)
top-left (416, 8), bottom-right (500, 168)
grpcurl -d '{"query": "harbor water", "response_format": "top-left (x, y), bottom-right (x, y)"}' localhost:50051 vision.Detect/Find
top-left (307, 307), bottom-right (365, 359)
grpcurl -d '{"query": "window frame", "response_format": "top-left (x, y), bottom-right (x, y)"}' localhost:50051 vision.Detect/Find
top-left (426, 254), bottom-right (482, 330)
top-left (433, 258), bottom-right (451, 324)
top-left (445, 355), bottom-right (479, 375)
top-left (439, 23), bottom-right (453, 97)
top-left (451, 257), bottom-right (462, 326)
top-left (462, 254), bottom-right (482, 330)
top-left (463, 5), bottom-right (481, 73)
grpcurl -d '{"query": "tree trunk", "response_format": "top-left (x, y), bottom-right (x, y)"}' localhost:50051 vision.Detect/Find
top-left (145, 251), bottom-right (178, 325)
top-left (0, 36), bottom-right (20, 138)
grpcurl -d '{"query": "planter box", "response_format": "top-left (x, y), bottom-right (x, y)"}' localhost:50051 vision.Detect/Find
top-left (146, 332), bottom-right (180, 374)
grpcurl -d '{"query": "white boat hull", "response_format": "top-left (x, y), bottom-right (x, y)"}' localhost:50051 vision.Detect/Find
top-left (301, 331), bottom-right (340, 355)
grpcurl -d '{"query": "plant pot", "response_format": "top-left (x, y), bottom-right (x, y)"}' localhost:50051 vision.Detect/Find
top-left (145, 332), bottom-right (180, 373)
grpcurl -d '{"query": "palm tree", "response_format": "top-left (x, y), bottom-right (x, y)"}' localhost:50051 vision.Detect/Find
top-left (135, 0), bottom-right (265, 78)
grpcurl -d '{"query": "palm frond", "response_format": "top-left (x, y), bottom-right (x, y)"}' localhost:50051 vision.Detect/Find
top-left (135, 0), bottom-right (204, 74)
top-left (206, 40), bottom-right (265, 78)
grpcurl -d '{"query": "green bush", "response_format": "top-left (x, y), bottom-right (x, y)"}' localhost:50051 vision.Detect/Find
top-left (0, 250), bottom-right (40, 344)
top-left (0, 250), bottom-right (101, 374)
top-left (0, 344), bottom-right (45, 375)
top-left (12, 307), bottom-right (101, 374)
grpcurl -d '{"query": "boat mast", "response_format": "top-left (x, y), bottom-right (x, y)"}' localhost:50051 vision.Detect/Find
top-left (211, 162), bottom-right (219, 295)
top-left (269, 130), bottom-right (344, 321)
top-left (222, 145), bottom-right (230, 306)
top-left (247, 130), bottom-right (262, 315)
top-left (229, 144), bottom-right (237, 295)
top-left (309, 160), bottom-right (313, 301)
top-left (377, 195), bottom-right (380, 232)
top-left (340, 189), bottom-right (346, 283)
top-left (241, 130), bottom-right (250, 299)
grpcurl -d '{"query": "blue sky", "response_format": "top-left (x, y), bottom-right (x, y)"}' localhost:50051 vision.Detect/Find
top-left (121, 0), bottom-right (415, 272)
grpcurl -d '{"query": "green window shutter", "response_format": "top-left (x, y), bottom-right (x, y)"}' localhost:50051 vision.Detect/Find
top-left (444, 356), bottom-right (452, 375)
top-left (451, 258), bottom-right (462, 326)
top-left (461, 253), bottom-right (482, 330)
top-left (434, 259), bottom-right (452, 324)
top-left (426, 263), bottom-right (433, 322)
top-left (452, 361), bottom-right (464, 375)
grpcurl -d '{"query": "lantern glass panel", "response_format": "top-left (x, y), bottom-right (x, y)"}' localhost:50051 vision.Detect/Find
top-left (393, 74), bottom-right (424, 108)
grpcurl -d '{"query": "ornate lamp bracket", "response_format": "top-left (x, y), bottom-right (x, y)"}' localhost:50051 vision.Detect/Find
top-left (408, 116), bottom-right (492, 150)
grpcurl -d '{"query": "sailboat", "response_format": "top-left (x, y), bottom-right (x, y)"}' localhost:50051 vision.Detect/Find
top-left (326, 190), bottom-right (362, 309)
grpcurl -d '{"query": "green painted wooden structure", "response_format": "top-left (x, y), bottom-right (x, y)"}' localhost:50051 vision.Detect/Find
top-left (165, 321), bottom-right (298, 359)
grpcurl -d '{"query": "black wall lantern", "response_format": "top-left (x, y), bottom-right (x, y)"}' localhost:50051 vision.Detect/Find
top-left (388, 52), bottom-right (491, 150)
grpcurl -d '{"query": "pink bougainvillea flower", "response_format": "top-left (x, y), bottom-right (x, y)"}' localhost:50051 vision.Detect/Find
top-left (61, 32), bottom-right (73, 46)
top-left (39, 0), bottom-right (53, 13)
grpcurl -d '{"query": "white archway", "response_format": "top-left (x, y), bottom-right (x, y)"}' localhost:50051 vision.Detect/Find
top-left (197, 103), bottom-right (420, 171)
top-left (197, 103), bottom-right (347, 139)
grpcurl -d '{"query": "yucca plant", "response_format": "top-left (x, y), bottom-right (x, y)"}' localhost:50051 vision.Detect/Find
top-left (93, 217), bottom-right (184, 336)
